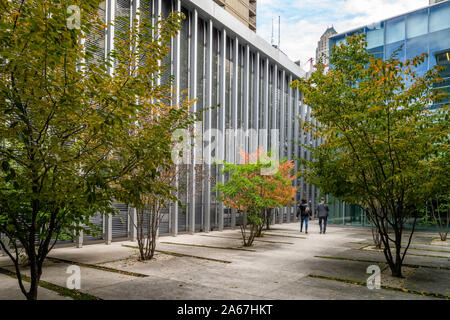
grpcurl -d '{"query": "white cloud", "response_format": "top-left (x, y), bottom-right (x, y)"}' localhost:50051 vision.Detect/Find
top-left (257, 0), bottom-right (428, 69)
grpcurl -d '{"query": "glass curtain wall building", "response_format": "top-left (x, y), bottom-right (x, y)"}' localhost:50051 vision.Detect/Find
top-left (326, 0), bottom-right (450, 228)
top-left (74, 0), bottom-right (312, 247)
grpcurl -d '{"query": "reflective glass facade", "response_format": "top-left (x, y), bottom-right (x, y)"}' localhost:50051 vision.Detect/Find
top-left (330, 0), bottom-right (450, 108)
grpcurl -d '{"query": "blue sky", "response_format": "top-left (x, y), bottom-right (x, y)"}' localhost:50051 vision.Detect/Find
top-left (256, 0), bottom-right (428, 69)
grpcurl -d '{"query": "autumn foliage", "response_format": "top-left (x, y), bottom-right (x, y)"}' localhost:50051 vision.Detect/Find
top-left (215, 148), bottom-right (297, 245)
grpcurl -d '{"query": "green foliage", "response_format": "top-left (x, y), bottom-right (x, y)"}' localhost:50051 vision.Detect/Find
top-left (0, 0), bottom-right (189, 298)
top-left (214, 154), bottom-right (293, 246)
top-left (291, 33), bottom-right (449, 277)
top-left (214, 161), bottom-right (279, 215)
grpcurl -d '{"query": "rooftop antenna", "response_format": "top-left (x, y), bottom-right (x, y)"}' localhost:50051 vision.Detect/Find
top-left (278, 15), bottom-right (280, 49)
top-left (271, 15), bottom-right (274, 45)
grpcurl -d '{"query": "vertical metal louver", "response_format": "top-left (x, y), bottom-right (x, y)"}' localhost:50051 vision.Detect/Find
top-left (84, 212), bottom-right (104, 241)
top-left (180, 8), bottom-right (190, 94)
top-left (85, 1), bottom-right (106, 65)
top-left (237, 45), bottom-right (244, 130)
top-left (136, 0), bottom-right (152, 69)
top-left (284, 77), bottom-right (289, 156)
top-left (112, 203), bottom-right (129, 238)
top-left (258, 59), bottom-right (264, 130)
top-left (210, 203), bottom-right (217, 230)
top-left (114, 0), bottom-right (131, 73)
top-left (159, 206), bottom-right (170, 234)
top-left (161, 0), bottom-right (172, 86)
top-left (210, 165), bottom-right (217, 230)
top-left (277, 72), bottom-right (281, 132)
top-left (195, 165), bottom-right (203, 231)
top-left (212, 28), bottom-right (220, 114)
top-left (268, 65), bottom-right (273, 150)
top-left (115, 0), bottom-right (131, 37)
top-left (178, 165), bottom-right (188, 233)
top-left (225, 36), bottom-right (232, 132)
top-left (249, 53), bottom-right (254, 130)
top-left (178, 207), bottom-right (187, 233)
top-left (223, 208), bottom-right (231, 227)
top-left (197, 19), bottom-right (205, 110)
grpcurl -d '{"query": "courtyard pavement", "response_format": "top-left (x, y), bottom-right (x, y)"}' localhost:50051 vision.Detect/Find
top-left (0, 220), bottom-right (449, 300)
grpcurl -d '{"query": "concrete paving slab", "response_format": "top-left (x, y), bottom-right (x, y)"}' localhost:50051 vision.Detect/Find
top-left (0, 273), bottom-right (71, 300)
top-left (284, 258), bottom-right (387, 283)
top-left (1, 223), bottom-right (448, 300)
top-left (49, 241), bottom-right (137, 264)
top-left (2, 260), bottom-right (139, 292)
top-left (320, 248), bottom-right (450, 269)
top-left (261, 275), bottom-right (439, 300)
top-left (404, 267), bottom-right (450, 297)
top-left (87, 275), bottom-right (265, 300)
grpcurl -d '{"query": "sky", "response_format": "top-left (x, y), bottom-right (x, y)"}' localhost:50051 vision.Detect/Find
top-left (256, 0), bottom-right (429, 69)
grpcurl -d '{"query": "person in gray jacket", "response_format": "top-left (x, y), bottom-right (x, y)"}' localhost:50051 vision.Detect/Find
top-left (316, 197), bottom-right (329, 234)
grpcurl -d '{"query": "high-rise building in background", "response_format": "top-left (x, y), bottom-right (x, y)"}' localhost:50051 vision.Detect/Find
top-left (315, 26), bottom-right (337, 66)
top-left (430, 0), bottom-right (445, 5)
top-left (214, 0), bottom-right (257, 31)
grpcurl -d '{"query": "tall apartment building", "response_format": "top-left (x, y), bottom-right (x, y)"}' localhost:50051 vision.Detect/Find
top-left (315, 26), bottom-right (337, 66)
top-left (213, 0), bottom-right (257, 31)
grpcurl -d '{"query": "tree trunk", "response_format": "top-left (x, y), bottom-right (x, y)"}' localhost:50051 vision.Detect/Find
top-left (245, 223), bottom-right (257, 246)
top-left (27, 267), bottom-right (40, 300)
top-left (255, 209), bottom-right (265, 237)
top-left (265, 208), bottom-right (272, 230)
top-left (23, 242), bottom-right (43, 300)
top-left (371, 226), bottom-right (382, 249)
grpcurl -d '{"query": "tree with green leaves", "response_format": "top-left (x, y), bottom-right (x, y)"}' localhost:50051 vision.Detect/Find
top-left (0, 0), bottom-right (186, 299)
top-left (214, 149), bottom-right (294, 246)
top-left (291, 33), bottom-right (449, 277)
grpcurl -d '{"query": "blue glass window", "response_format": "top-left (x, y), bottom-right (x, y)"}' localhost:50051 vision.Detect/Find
top-left (429, 1), bottom-right (450, 33)
top-left (335, 35), bottom-right (347, 46)
top-left (386, 41), bottom-right (405, 61)
top-left (406, 34), bottom-right (429, 75)
top-left (406, 9), bottom-right (428, 39)
top-left (368, 46), bottom-right (383, 59)
top-left (433, 50), bottom-right (450, 108)
top-left (386, 17), bottom-right (405, 44)
top-left (366, 22), bottom-right (384, 49)
top-left (429, 29), bottom-right (450, 66)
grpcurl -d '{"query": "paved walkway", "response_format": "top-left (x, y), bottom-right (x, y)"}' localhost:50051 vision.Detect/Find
top-left (0, 221), bottom-right (449, 300)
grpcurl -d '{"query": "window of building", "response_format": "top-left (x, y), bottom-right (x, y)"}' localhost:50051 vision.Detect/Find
top-left (434, 50), bottom-right (450, 107)
top-left (406, 9), bottom-right (428, 39)
top-left (366, 22), bottom-right (384, 49)
top-left (429, 1), bottom-right (450, 33)
top-left (386, 17), bottom-right (405, 44)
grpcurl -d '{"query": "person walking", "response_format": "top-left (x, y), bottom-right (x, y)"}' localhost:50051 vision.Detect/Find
top-left (317, 197), bottom-right (329, 234)
top-left (296, 198), bottom-right (311, 234)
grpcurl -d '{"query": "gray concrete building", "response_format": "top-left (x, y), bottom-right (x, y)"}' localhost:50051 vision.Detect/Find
top-left (74, 0), bottom-right (316, 247)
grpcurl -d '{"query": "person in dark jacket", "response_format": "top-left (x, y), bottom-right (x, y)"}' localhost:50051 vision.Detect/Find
top-left (316, 197), bottom-right (329, 234)
top-left (296, 198), bottom-right (311, 234)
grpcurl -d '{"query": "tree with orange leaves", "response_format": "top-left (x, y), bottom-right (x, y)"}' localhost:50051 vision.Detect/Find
top-left (262, 160), bottom-right (297, 231)
top-left (214, 149), bottom-right (297, 246)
